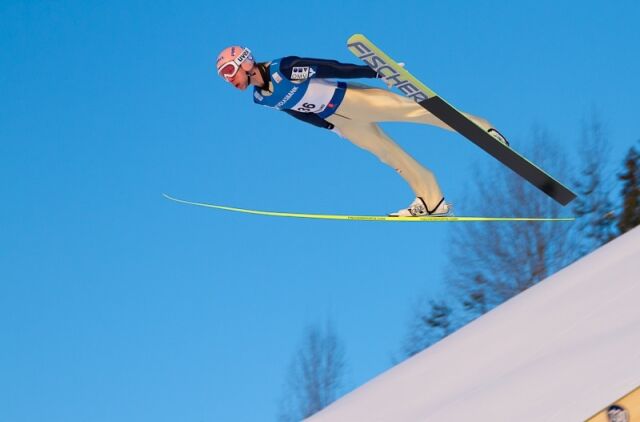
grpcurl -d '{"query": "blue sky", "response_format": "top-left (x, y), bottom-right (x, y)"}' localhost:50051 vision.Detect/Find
top-left (1, 1), bottom-right (639, 421)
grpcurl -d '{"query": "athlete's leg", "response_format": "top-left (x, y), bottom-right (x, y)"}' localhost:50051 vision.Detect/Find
top-left (338, 85), bottom-right (493, 131)
top-left (326, 115), bottom-right (444, 209)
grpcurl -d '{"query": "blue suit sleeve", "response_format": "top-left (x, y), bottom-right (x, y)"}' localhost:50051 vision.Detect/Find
top-left (279, 56), bottom-right (377, 80)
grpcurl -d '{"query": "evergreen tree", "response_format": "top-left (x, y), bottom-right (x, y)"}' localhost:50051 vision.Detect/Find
top-left (618, 143), bottom-right (640, 234)
top-left (572, 114), bottom-right (617, 253)
top-left (402, 299), bottom-right (455, 357)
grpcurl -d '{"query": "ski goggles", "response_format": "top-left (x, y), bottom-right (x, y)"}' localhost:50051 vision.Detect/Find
top-left (217, 48), bottom-right (252, 81)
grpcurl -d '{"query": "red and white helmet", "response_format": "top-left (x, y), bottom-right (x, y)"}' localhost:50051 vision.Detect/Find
top-left (216, 46), bottom-right (255, 80)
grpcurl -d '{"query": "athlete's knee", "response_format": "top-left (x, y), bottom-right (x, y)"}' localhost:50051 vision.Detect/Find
top-left (465, 113), bottom-right (492, 130)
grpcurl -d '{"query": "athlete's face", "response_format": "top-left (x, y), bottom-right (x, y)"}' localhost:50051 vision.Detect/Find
top-left (227, 68), bottom-right (250, 90)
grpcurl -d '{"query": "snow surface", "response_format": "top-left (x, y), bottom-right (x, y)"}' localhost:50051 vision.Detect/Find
top-left (307, 227), bottom-right (640, 422)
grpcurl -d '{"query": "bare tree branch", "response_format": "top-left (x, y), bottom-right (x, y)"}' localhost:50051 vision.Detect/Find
top-left (446, 127), bottom-right (575, 320)
top-left (278, 322), bottom-right (347, 422)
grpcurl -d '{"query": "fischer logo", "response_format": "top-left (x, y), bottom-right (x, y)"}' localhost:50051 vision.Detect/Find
top-left (348, 41), bottom-right (428, 102)
top-left (276, 86), bottom-right (299, 109)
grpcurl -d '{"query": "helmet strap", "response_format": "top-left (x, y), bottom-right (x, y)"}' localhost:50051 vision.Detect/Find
top-left (247, 63), bottom-right (269, 90)
top-left (255, 63), bottom-right (270, 90)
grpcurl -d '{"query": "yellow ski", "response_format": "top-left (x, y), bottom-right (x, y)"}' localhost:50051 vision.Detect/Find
top-left (163, 194), bottom-right (574, 223)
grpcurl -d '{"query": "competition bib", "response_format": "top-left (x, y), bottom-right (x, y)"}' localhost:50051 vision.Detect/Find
top-left (289, 79), bottom-right (338, 114)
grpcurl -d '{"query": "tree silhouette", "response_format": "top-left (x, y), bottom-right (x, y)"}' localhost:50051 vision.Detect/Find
top-left (617, 143), bottom-right (640, 234)
top-left (278, 322), bottom-right (347, 422)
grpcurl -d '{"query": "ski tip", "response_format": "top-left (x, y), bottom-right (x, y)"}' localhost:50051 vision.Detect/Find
top-left (347, 33), bottom-right (367, 43)
top-left (163, 193), bottom-right (182, 203)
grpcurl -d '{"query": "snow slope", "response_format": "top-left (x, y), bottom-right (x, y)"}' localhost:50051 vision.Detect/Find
top-left (307, 227), bottom-right (640, 422)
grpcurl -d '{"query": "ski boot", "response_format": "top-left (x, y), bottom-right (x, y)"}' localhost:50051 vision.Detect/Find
top-left (488, 128), bottom-right (510, 146)
top-left (389, 197), bottom-right (453, 217)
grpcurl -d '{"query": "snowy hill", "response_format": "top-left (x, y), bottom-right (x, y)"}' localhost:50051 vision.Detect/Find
top-left (307, 227), bottom-right (640, 422)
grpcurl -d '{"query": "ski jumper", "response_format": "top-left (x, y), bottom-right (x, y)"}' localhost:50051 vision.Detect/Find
top-left (253, 56), bottom-right (492, 210)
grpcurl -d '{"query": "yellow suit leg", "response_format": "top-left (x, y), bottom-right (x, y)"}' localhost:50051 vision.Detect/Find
top-left (325, 118), bottom-right (444, 207)
top-left (335, 85), bottom-right (493, 130)
top-left (326, 85), bottom-right (492, 210)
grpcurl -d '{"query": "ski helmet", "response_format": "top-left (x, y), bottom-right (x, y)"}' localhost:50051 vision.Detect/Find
top-left (216, 46), bottom-right (255, 80)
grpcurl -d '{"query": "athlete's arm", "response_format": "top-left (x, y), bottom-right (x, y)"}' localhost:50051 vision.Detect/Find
top-left (279, 56), bottom-right (377, 80)
top-left (283, 109), bottom-right (335, 130)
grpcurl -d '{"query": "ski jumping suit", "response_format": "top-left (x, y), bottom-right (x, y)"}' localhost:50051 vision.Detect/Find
top-left (252, 57), bottom-right (492, 210)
